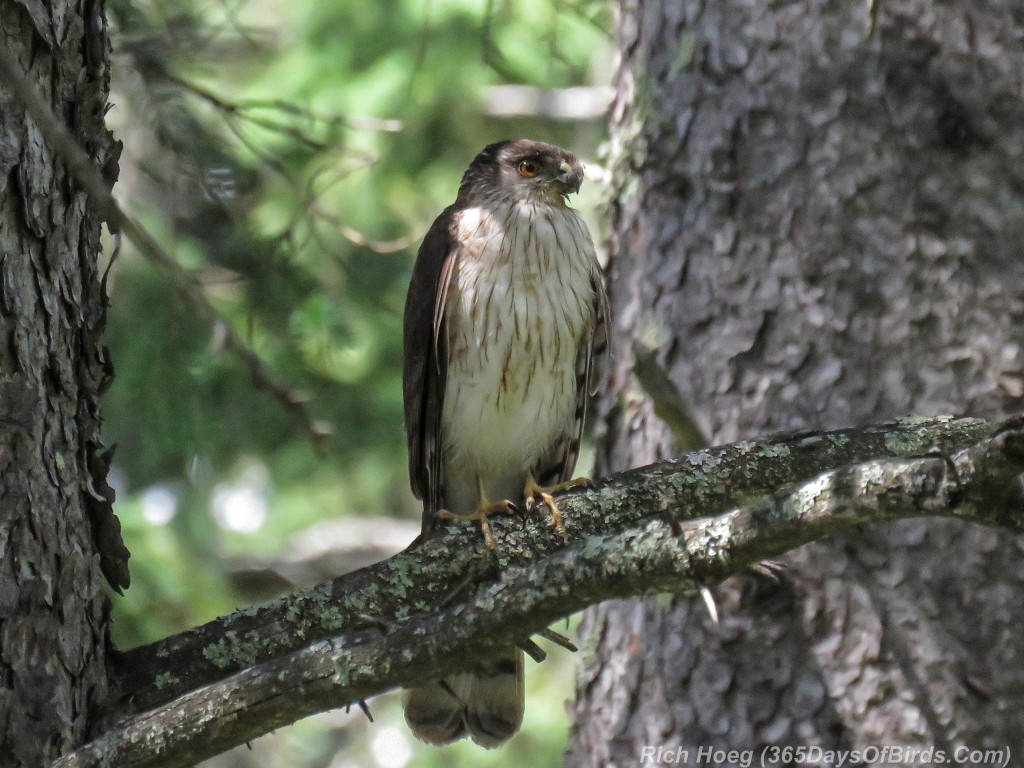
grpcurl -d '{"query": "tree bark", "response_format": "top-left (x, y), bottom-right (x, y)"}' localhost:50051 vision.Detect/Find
top-left (0, 2), bottom-right (121, 765)
top-left (570, 0), bottom-right (1024, 763)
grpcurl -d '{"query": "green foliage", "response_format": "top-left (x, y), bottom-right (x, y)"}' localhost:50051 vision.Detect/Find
top-left (102, 0), bottom-right (611, 764)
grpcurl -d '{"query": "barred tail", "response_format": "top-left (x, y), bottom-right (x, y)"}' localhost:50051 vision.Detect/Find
top-left (402, 650), bottom-right (524, 748)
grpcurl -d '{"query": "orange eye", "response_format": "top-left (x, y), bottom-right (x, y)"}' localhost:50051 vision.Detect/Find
top-left (518, 160), bottom-right (538, 178)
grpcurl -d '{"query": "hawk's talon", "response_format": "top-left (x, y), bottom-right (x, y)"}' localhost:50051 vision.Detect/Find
top-left (523, 473), bottom-right (591, 540)
top-left (438, 499), bottom-right (517, 551)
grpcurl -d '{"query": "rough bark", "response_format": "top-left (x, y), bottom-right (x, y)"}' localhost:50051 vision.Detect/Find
top-left (570, 0), bottom-right (1024, 764)
top-left (54, 416), bottom-right (1024, 768)
top-left (0, 1), bottom-right (122, 765)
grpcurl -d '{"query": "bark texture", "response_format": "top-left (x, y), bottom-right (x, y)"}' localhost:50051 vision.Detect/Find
top-left (0, 1), bottom-right (121, 764)
top-left (570, 0), bottom-right (1024, 764)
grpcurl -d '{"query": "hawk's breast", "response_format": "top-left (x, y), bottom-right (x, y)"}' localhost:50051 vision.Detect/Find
top-left (440, 200), bottom-right (598, 510)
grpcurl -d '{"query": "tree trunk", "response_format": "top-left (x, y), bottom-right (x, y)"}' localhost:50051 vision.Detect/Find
top-left (0, 2), bottom-right (120, 765)
top-left (570, 0), bottom-right (1024, 763)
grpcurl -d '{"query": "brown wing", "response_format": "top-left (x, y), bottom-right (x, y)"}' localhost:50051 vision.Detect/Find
top-left (535, 262), bottom-right (610, 486)
top-left (588, 261), bottom-right (611, 396)
top-left (403, 205), bottom-right (458, 531)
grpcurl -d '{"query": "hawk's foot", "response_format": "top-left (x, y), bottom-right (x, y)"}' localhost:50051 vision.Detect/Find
top-left (523, 474), bottom-right (592, 539)
top-left (438, 499), bottom-right (518, 551)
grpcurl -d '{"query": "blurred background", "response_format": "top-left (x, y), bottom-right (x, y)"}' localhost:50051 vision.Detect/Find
top-left (101, 0), bottom-right (614, 765)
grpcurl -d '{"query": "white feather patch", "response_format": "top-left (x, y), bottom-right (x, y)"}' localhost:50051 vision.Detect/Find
top-left (441, 200), bottom-right (600, 511)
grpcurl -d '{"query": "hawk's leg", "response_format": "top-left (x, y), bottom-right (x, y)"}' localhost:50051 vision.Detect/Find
top-left (438, 477), bottom-right (518, 550)
top-left (523, 471), bottom-right (592, 539)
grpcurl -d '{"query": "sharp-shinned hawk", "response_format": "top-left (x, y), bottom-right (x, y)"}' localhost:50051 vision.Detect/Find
top-left (401, 139), bottom-right (608, 747)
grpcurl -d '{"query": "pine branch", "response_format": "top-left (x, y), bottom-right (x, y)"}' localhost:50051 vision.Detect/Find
top-left (52, 415), bottom-right (1024, 768)
top-left (0, 46), bottom-right (329, 446)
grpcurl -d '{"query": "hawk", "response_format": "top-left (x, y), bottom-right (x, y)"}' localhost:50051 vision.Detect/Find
top-left (401, 139), bottom-right (609, 747)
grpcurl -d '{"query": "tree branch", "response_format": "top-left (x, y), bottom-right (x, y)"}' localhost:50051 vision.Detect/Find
top-left (50, 415), bottom-right (1024, 768)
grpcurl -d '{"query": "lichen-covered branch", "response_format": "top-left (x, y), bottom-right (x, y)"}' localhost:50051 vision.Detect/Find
top-left (110, 414), bottom-right (993, 717)
top-left (48, 416), bottom-right (1024, 767)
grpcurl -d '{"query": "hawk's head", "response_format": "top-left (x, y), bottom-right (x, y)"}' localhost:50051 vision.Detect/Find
top-left (458, 139), bottom-right (584, 206)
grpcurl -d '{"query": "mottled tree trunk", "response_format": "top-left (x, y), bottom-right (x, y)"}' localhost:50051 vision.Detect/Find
top-left (0, 2), bottom-right (119, 765)
top-left (570, 0), bottom-right (1024, 764)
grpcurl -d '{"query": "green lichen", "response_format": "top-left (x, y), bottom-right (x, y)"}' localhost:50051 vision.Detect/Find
top-left (202, 638), bottom-right (233, 669)
top-left (669, 466), bottom-right (717, 505)
top-left (829, 433), bottom-right (850, 448)
top-left (201, 629), bottom-right (270, 669)
top-left (154, 671), bottom-right (180, 689)
top-left (883, 429), bottom-right (935, 456)
top-left (319, 606), bottom-right (345, 631)
top-left (332, 647), bottom-right (351, 686)
top-left (384, 558), bottom-right (418, 600)
top-left (688, 451), bottom-right (724, 472)
top-left (346, 594), bottom-right (368, 613)
top-left (759, 443), bottom-right (791, 459)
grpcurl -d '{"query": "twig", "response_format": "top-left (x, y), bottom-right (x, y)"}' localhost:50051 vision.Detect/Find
top-left (537, 627), bottom-right (578, 653)
top-left (0, 45), bottom-right (330, 445)
top-left (162, 72), bottom-right (412, 255)
top-left (518, 638), bottom-right (547, 663)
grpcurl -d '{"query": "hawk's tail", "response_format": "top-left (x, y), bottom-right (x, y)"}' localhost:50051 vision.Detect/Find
top-left (402, 649), bottom-right (524, 748)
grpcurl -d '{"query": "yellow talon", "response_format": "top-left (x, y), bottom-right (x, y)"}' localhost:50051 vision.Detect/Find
top-left (523, 472), bottom-right (592, 539)
top-left (438, 490), bottom-right (517, 551)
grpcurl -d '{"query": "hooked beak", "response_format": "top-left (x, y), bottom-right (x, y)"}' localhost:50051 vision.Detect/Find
top-left (558, 160), bottom-right (583, 195)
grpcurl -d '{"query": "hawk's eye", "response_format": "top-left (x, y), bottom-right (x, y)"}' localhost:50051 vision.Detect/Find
top-left (518, 160), bottom-right (539, 178)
